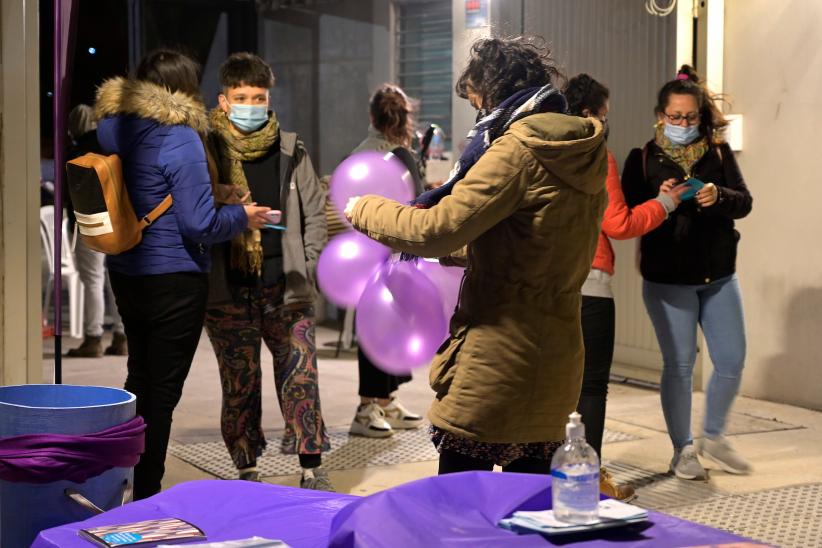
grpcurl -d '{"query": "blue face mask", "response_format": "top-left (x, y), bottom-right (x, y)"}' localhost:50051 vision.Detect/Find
top-left (664, 122), bottom-right (700, 146)
top-left (228, 104), bottom-right (269, 133)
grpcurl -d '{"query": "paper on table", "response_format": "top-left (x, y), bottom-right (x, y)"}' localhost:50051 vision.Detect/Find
top-left (512, 499), bottom-right (648, 528)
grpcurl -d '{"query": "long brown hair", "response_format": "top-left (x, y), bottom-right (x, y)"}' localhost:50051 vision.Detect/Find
top-left (656, 64), bottom-right (728, 144)
top-left (369, 84), bottom-right (414, 148)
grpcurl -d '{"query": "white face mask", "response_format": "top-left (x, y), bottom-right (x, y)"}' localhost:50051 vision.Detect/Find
top-left (664, 122), bottom-right (700, 146)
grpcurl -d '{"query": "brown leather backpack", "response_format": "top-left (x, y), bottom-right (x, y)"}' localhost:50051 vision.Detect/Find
top-left (65, 153), bottom-right (172, 254)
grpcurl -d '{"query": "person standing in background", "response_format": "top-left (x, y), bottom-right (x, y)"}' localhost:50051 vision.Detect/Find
top-left (565, 74), bottom-right (687, 499)
top-left (348, 84), bottom-right (425, 439)
top-left (65, 104), bottom-right (127, 358)
top-left (205, 52), bottom-right (333, 491)
top-left (96, 49), bottom-right (270, 499)
top-left (622, 66), bottom-right (753, 480)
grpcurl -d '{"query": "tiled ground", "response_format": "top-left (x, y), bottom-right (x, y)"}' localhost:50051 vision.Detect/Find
top-left (44, 325), bottom-right (822, 546)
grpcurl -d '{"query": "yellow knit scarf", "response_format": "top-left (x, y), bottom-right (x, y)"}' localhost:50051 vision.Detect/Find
top-left (210, 108), bottom-right (280, 275)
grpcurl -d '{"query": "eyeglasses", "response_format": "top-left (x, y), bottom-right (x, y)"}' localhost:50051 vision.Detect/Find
top-left (663, 112), bottom-right (700, 125)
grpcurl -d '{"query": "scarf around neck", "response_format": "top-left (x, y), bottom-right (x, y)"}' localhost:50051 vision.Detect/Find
top-left (210, 108), bottom-right (280, 275)
top-left (655, 124), bottom-right (709, 175)
top-left (411, 84), bottom-right (567, 210)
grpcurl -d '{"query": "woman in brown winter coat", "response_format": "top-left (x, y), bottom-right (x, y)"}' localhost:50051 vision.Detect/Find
top-left (345, 38), bottom-right (608, 475)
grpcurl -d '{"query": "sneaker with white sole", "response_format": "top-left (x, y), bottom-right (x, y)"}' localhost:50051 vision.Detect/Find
top-left (697, 435), bottom-right (752, 475)
top-left (350, 402), bottom-right (394, 438)
top-left (381, 399), bottom-right (424, 430)
top-left (670, 445), bottom-right (708, 480)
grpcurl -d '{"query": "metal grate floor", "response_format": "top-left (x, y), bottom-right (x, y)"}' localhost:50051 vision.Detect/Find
top-left (606, 462), bottom-right (822, 548)
top-left (669, 483), bottom-right (822, 548)
top-left (170, 426), bottom-right (640, 479)
top-left (604, 460), bottom-right (726, 511)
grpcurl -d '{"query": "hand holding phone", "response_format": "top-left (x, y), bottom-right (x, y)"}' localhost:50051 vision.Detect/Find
top-left (679, 178), bottom-right (705, 201)
top-left (263, 210), bottom-right (285, 231)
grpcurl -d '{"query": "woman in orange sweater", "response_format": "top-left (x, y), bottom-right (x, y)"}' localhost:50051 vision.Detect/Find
top-left (565, 74), bottom-right (687, 499)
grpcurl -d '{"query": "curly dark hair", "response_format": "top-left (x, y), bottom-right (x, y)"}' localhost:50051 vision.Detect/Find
top-left (656, 64), bottom-right (728, 143)
top-left (565, 74), bottom-right (609, 117)
top-left (455, 37), bottom-right (564, 111)
top-left (370, 84), bottom-right (414, 148)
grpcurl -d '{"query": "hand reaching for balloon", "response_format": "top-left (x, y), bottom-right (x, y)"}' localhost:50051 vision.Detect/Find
top-left (344, 196), bottom-right (362, 221)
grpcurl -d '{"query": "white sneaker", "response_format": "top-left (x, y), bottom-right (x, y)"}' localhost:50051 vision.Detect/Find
top-left (350, 403), bottom-right (394, 438)
top-left (670, 445), bottom-right (708, 480)
top-left (381, 399), bottom-right (424, 430)
top-left (697, 435), bottom-right (752, 475)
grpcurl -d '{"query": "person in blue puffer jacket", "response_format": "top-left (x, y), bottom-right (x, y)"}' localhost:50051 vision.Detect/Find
top-left (94, 49), bottom-right (271, 500)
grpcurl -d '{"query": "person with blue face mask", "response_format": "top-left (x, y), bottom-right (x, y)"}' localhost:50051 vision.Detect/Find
top-left (621, 66), bottom-right (753, 483)
top-left (207, 52), bottom-right (332, 492)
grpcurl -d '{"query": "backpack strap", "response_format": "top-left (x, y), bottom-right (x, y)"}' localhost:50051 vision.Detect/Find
top-left (139, 194), bottom-right (173, 229)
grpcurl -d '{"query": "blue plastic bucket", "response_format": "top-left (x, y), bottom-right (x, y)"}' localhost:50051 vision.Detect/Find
top-left (0, 384), bottom-right (136, 548)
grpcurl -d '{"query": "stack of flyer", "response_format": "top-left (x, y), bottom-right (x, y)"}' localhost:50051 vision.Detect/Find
top-left (500, 499), bottom-right (648, 537)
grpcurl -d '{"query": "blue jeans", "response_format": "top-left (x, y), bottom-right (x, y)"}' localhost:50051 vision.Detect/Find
top-left (643, 275), bottom-right (746, 449)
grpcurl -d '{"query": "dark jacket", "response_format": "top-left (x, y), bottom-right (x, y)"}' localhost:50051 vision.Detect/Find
top-left (208, 131), bottom-right (327, 306)
top-left (622, 140), bottom-right (752, 285)
top-left (94, 77), bottom-right (248, 276)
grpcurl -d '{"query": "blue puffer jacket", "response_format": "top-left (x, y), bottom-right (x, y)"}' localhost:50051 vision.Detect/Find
top-left (94, 77), bottom-right (247, 276)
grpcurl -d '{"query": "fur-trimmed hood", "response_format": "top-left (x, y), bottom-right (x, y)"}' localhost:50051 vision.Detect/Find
top-left (94, 77), bottom-right (208, 133)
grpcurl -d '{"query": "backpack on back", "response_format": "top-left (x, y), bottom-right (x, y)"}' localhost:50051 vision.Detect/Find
top-left (65, 153), bottom-right (172, 254)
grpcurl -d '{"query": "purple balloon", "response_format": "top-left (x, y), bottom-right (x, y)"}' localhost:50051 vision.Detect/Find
top-left (329, 151), bottom-right (414, 220)
top-left (356, 261), bottom-right (448, 375)
top-left (415, 259), bottom-right (465, 322)
top-left (317, 232), bottom-right (390, 308)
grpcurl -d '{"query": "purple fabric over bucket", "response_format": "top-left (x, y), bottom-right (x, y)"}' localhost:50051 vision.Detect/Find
top-left (34, 473), bottom-right (760, 548)
top-left (0, 416), bottom-right (145, 484)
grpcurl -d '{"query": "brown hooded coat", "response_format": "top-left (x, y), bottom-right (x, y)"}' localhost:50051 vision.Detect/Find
top-left (351, 113), bottom-right (608, 443)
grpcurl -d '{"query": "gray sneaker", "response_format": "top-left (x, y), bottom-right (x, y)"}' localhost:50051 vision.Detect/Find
top-left (300, 467), bottom-right (335, 492)
top-left (670, 445), bottom-right (708, 480)
top-left (697, 435), bottom-right (752, 475)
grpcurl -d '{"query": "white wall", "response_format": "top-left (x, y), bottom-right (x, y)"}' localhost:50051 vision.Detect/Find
top-left (1, 0), bottom-right (42, 385)
top-left (724, 0), bottom-right (822, 410)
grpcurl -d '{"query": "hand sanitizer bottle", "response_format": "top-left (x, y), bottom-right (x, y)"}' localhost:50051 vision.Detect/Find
top-left (550, 412), bottom-right (600, 523)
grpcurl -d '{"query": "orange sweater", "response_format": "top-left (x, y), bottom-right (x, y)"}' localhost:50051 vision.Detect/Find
top-left (592, 151), bottom-right (667, 276)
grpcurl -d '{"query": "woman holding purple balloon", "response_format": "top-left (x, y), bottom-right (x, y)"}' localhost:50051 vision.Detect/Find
top-left (344, 37), bottom-right (608, 475)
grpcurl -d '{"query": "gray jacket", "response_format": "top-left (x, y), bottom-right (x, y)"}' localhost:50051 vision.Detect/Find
top-left (208, 131), bottom-right (327, 305)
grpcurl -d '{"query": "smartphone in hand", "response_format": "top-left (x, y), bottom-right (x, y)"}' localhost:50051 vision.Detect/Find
top-left (680, 178), bottom-right (705, 200)
top-left (263, 210), bottom-right (285, 231)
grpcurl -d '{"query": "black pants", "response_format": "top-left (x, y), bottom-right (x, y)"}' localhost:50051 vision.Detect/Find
top-left (577, 295), bottom-right (616, 458)
top-left (357, 347), bottom-right (411, 399)
top-left (438, 449), bottom-right (551, 475)
top-left (110, 271), bottom-right (209, 500)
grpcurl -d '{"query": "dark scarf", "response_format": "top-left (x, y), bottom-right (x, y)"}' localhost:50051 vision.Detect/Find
top-left (400, 84), bottom-right (567, 261)
top-left (412, 84), bottom-right (567, 209)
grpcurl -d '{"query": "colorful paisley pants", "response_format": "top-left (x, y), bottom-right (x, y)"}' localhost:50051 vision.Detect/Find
top-left (204, 281), bottom-right (330, 469)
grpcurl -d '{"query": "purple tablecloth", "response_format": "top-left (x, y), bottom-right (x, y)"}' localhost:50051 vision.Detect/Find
top-left (34, 472), bottom-right (757, 548)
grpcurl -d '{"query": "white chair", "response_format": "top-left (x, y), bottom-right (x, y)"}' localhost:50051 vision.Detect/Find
top-left (41, 206), bottom-right (84, 339)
